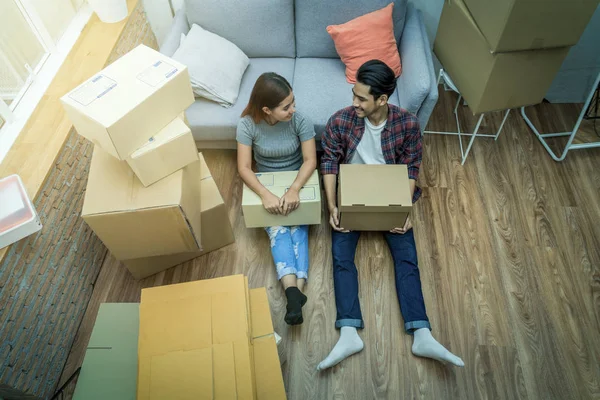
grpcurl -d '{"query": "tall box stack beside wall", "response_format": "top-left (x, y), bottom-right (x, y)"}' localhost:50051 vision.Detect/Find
top-left (434, 0), bottom-right (599, 114)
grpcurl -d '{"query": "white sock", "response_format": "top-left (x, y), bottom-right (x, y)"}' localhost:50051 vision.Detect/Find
top-left (317, 326), bottom-right (364, 371)
top-left (411, 328), bottom-right (464, 367)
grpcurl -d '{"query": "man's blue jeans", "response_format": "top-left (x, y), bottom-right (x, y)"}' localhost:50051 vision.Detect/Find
top-left (332, 229), bottom-right (431, 333)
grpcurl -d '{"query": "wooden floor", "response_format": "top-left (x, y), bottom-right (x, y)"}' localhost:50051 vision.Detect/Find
top-left (61, 89), bottom-right (600, 399)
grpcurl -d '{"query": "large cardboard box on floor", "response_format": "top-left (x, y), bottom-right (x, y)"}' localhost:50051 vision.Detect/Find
top-left (126, 115), bottom-right (199, 187)
top-left (338, 164), bottom-right (412, 231)
top-left (73, 303), bottom-right (139, 400)
top-left (434, 0), bottom-right (570, 114)
top-left (137, 276), bottom-right (285, 400)
top-left (61, 44), bottom-right (194, 160)
top-left (463, 0), bottom-right (600, 52)
top-left (82, 146), bottom-right (202, 260)
top-left (122, 153), bottom-right (234, 279)
top-left (242, 170), bottom-right (321, 228)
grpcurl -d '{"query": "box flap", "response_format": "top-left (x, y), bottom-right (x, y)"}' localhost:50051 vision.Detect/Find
top-left (130, 116), bottom-right (189, 158)
top-left (339, 164), bottom-right (412, 208)
top-left (447, 0), bottom-right (497, 51)
top-left (83, 147), bottom-right (184, 216)
top-left (212, 342), bottom-right (238, 399)
top-left (250, 288), bottom-right (274, 339)
top-left (61, 45), bottom-right (188, 127)
top-left (149, 348), bottom-right (213, 400)
top-left (253, 335), bottom-right (286, 400)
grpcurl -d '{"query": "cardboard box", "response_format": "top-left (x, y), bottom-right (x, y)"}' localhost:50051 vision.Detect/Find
top-left (122, 153), bottom-right (235, 279)
top-left (0, 174), bottom-right (42, 249)
top-left (338, 164), bottom-right (412, 231)
top-left (61, 44), bottom-right (194, 160)
top-left (137, 276), bottom-right (285, 400)
top-left (126, 115), bottom-right (199, 187)
top-left (73, 303), bottom-right (139, 400)
top-left (82, 147), bottom-right (202, 260)
top-left (242, 170), bottom-right (321, 228)
top-left (434, 0), bottom-right (570, 114)
top-left (464, 0), bottom-right (600, 52)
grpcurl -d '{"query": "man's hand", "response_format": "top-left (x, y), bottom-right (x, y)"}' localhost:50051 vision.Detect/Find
top-left (261, 191), bottom-right (282, 214)
top-left (280, 188), bottom-right (300, 216)
top-left (390, 215), bottom-right (412, 234)
top-left (329, 207), bottom-right (349, 232)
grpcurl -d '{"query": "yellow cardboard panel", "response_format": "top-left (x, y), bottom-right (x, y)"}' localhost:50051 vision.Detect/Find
top-left (252, 336), bottom-right (286, 400)
top-left (212, 343), bottom-right (237, 399)
top-left (149, 348), bottom-right (213, 400)
top-left (233, 339), bottom-right (256, 400)
top-left (249, 288), bottom-right (273, 339)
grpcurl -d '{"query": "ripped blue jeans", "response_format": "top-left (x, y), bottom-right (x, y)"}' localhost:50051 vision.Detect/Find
top-left (264, 225), bottom-right (310, 280)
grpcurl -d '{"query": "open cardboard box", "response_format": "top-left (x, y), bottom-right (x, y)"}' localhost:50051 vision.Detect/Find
top-left (61, 44), bottom-right (194, 160)
top-left (338, 164), bottom-right (412, 231)
top-left (242, 170), bottom-right (321, 228)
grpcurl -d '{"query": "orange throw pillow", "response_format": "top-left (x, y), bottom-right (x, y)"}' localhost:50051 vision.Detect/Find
top-left (327, 3), bottom-right (402, 84)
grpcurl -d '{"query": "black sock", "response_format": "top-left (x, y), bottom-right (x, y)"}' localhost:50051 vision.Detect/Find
top-left (284, 287), bottom-right (307, 325)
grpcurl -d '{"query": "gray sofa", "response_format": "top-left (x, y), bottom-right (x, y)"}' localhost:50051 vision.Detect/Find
top-left (160, 0), bottom-right (438, 149)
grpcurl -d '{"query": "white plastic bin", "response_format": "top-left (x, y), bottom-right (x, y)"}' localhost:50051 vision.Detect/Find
top-left (0, 175), bottom-right (42, 249)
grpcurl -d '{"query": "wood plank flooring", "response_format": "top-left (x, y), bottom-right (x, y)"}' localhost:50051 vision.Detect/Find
top-left (60, 89), bottom-right (600, 399)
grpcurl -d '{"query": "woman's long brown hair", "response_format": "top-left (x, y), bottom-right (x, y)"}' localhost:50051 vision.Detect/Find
top-left (241, 72), bottom-right (292, 123)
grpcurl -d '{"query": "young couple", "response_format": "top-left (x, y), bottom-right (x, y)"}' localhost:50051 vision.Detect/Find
top-left (236, 60), bottom-right (464, 370)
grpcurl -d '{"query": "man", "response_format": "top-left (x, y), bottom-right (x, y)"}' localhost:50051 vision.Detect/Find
top-left (317, 60), bottom-right (464, 371)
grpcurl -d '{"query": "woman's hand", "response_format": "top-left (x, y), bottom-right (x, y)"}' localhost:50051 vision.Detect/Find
top-left (280, 188), bottom-right (300, 216)
top-left (261, 191), bottom-right (282, 214)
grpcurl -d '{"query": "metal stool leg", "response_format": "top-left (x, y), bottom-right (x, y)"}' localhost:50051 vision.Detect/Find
top-left (495, 109), bottom-right (511, 141)
top-left (461, 114), bottom-right (485, 165)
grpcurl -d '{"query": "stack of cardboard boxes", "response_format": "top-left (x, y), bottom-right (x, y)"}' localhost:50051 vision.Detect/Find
top-left (73, 276), bottom-right (286, 400)
top-left (61, 44), bottom-right (234, 279)
top-left (434, 0), bottom-right (600, 114)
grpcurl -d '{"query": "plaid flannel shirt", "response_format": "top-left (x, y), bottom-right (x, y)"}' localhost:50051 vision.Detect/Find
top-left (320, 105), bottom-right (423, 203)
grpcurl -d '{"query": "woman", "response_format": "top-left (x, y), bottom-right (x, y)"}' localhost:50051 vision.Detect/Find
top-left (236, 72), bottom-right (317, 325)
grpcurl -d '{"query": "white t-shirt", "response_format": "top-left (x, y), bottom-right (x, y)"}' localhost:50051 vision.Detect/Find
top-left (350, 117), bottom-right (386, 165)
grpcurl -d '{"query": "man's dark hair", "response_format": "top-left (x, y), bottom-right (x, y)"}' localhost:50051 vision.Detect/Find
top-left (356, 60), bottom-right (397, 100)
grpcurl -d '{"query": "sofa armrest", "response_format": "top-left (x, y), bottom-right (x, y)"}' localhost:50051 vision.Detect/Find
top-left (397, 5), bottom-right (436, 128)
top-left (159, 9), bottom-right (190, 57)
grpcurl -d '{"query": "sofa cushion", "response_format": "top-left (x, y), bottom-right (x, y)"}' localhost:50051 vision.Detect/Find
top-left (292, 58), bottom-right (400, 136)
top-left (295, 0), bottom-right (408, 58)
top-left (327, 3), bottom-right (402, 84)
top-left (186, 58), bottom-right (296, 141)
top-left (185, 0), bottom-right (295, 58)
top-left (173, 24), bottom-right (249, 107)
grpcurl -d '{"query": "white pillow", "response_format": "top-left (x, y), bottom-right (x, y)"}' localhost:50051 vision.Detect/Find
top-left (173, 24), bottom-right (250, 108)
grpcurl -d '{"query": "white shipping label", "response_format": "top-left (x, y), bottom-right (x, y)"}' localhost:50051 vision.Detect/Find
top-left (255, 173), bottom-right (274, 186)
top-left (137, 60), bottom-right (178, 87)
top-left (0, 181), bottom-right (26, 220)
top-left (69, 75), bottom-right (117, 106)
